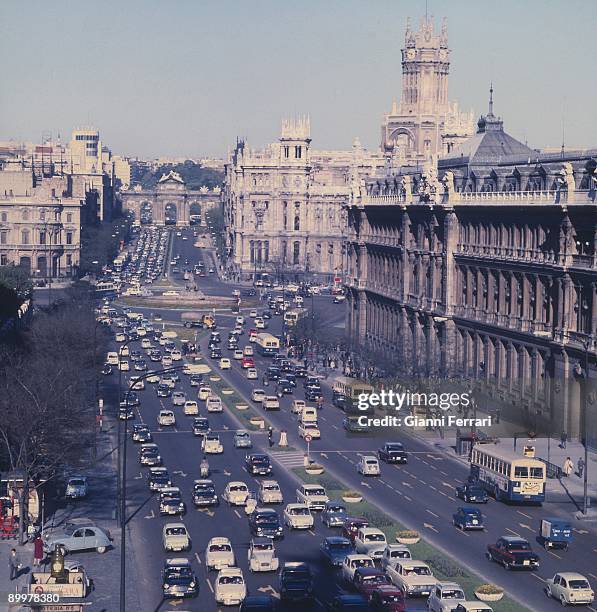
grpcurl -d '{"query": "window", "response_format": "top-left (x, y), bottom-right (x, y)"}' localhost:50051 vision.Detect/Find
top-left (249, 241), bottom-right (255, 264)
top-left (0, 231), bottom-right (7, 245)
top-left (66, 254), bottom-right (72, 267)
top-left (283, 146), bottom-right (289, 159)
top-left (66, 212), bottom-right (73, 223)
top-left (530, 466), bottom-right (544, 479)
top-left (295, 146), bottom-right (302, 159)
top-left (264, 241), bottom-right (269, 263)
top-left (281, 241), bottom-right (287, 263)
top-left (293, 242), bottom-right (300, 265)
top-left (0, 255), bottom-right (7, 265)
top-left (39, 231), bottom-right (46, 245)
top-left (66, 232), bottom-right (73, 245)
top-left (22, 210), bottom-right (29, 221)
top-left (0, 212), bottom-right (6, 222)
top-left (294, 215), bottom-right (300, 231)
top-left (514, 466), bottom-right (528, 479)
top-left (21, 230), bottom-right (30, 244)
top-left (39, 210), bottom-right (45, 221)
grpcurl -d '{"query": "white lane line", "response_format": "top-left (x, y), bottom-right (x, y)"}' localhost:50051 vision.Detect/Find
top-left (440, 470), bottom-right (449, 476)
top-left (426, 509), bottom-right (440, 518)
top-left (195, 552), bottom-right (201, 565)
top-left (331, 424), bottom-right (339, 429)
top-left (455, 527), bottom-right (470, 537)
top-left (308, 530), bottom-right (316, 536)
top-left (505, 528), bottom-right (521, 537)
top-left (404, 495), bottom-right (412, 502)
top-left (233, 510), bottom-right (241, 518)
top-left (206, 578), bottom-right (214, 592)
top-left (531, 573), bottom-right (546, 583)
top-left (548, 551), bottom-right (562, 560)
top-left (517, 510), bottom-right (533, 519)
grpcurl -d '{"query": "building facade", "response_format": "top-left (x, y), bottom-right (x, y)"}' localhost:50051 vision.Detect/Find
top-left (223, 118), bottom-right (385, 282)
top-left (0, 158), bottom-right (98, 278)
top-left (380, 16), bottom-right (474, 165)
top-left (346, 104), bottom-right (597, 438)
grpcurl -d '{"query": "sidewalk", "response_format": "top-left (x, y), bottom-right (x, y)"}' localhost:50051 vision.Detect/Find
top-left (0, 542), bottom-right (33, 611)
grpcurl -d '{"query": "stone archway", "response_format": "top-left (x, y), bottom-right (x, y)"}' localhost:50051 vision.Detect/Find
top-left (36, 255), bottom-right (47, 277)
top-left (164, 203), bottom-right (177, 225)
top-left (189, 202), bottom-right (202, 225)
top-left (140, 201), bottom-right (153, 224)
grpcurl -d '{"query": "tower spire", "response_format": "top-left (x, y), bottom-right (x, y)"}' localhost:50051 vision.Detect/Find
top-left (488, 83), bottom-right (494, 116)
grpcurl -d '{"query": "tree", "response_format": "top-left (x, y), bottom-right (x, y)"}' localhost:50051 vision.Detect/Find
top-left (0, 264), bottom-right (32, 323)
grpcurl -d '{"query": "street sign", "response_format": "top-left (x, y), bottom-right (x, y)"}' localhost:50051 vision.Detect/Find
top-left (304, 434), bottom-right (313, 443)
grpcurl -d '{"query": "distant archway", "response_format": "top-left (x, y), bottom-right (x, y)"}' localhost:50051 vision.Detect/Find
top-left (189, 202), bottom-right (202, 225)
top-left (164, 203), bottom-right (177, 225)
top-left (140, 201), bottom-right (153, 224)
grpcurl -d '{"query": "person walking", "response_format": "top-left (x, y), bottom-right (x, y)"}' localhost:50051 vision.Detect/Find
top-left (8, 548), bottom-right (20, 581)
top-left (33, 533), bottom-right (44, 567)
top-left (577, 456), bottom-right (585, 478)
top-left (562, 457), bottom-right (574, 477)
top-left (560, 431), bottom-right (567, 449)
top-left (268, 427), bottom-right (274, 448)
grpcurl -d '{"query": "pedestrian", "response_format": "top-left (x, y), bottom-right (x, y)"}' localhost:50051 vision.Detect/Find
top-left (268, 427), bottom-right (274, 448)
top-left (577, 456), bottom-right (585, 478)
top-left (33, 533), bottom-right (44, 567)
top-left (562, 456), bottom-right (574, 477)
top-left (560, 431), bottom-right (567, 449)
top-left (8, 548), bottom-right (20, 581)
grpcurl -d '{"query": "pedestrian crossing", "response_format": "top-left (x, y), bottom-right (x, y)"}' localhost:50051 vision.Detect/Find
top-left (270, 451), bottom-right (306, 468)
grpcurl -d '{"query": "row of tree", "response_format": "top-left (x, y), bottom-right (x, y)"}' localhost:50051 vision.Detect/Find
top-left (134, 160), bottom-right (224, 191)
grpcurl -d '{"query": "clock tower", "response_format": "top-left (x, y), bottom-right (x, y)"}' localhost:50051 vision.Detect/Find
top-left (381, 16), bottom-right (474, 165)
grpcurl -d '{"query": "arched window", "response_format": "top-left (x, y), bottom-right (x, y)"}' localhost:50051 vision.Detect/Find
top-left (294, 215), bottom-right (300, 231)
top-left (21, 229), bottom-right (30, 244)
top-left (0, 212), bottom-right (7, 222)
top-left (293, 241), bottom-right (300, 265)
top-left (22, 210), bottom-right (29, 221)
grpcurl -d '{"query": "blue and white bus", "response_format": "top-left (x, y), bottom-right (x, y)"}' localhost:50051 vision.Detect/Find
top-left (470, 444), bottom-right (545, 504)
top-left (255, 333), bottom-right (280, 356)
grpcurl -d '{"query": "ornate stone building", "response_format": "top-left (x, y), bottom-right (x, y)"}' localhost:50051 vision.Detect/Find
top-left (346, 101), bottom-right (597, 438)
top-left (223, 118), bottom-right (385, 282)
top-left (380, 16), bottom-right (474, 165)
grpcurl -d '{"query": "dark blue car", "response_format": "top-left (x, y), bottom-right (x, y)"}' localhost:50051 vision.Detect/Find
top-left (320, 536), bottom-right (354, 567)
top-left (452, 506), bottom-right (485, 531)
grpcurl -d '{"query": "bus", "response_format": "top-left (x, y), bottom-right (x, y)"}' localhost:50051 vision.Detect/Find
top-left (332, 377), bottom-right (374, 415)
top-left (95, 280), bottom-right (119, 298)
top-left (255, 333), bottom-right (280, 356)
top-left (470, 444), bottom-right (546, 504)
top-left (284, 308), bottom-right (307, 327)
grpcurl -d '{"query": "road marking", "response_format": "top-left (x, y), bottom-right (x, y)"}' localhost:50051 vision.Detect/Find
top-left (360, 481), bottom-right (371, 489)
top-left (172, 470), bottom-right (188, 477)
top-left (144, 509), bottom-right (155, 519)
top-left (573, 528), bottom-right (589, 535)
top-left (195, 552), bottom-right (201, 565)
top-left (589, 573), bottom-right (597, 580)
top-left (233, 510), bottom-right (241, 518)
top-left (455, 528), bottom-right (470, 537)
top-left (423, 522), bottom-right (439, 533)
top-left (426, 509), bottom-right (440, 518)
top-left (308, 529), bottom-right (316, 536)
top-left (531, 573), bottom-right (546, 583)
top-left (548, 551), bottom-right (562, 559)
top-left (404, 495), bottom-right (412, 502)
top-left (429, 485), bottom-right (437, 491)
top-left (197, 508), bottom-right (215, 517)
top-left (439, 491), bottom-right (449, 498)
top-left (516, 510), bottom-right (533, 520)
top-left (518, 522), bottom-right (532, 531)
top-left (320, 452), bottom-right (328, 458)
top-left (258, 585), bottom-right (280, 597)
top-left (401, 482), bottom-right (412, 488)
top-left (206, 578), bottom-right (214, 593)
top-left (441, 482), bottom-right (452, 488)
top-left (505, 528), bottom-right (521, 537)
top-left (440, 470), bottom-right (449, 476)
top-left (429, 465), bottom-right (438, 471)
top-left (331, 424), bottom-right (338, 429)
top-left (223, 470), bottom-right (231, 476)
top-left (419, 479), bottom-right (427, 485)
top-left (134, 472), bottom-right (143, 480)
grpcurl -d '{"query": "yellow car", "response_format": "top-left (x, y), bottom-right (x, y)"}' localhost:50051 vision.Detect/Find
top-left (219, 358), bottom-right (231, 370)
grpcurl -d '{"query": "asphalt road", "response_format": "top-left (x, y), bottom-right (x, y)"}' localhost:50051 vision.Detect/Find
top-left (113, 230), bottom-right (597, 612)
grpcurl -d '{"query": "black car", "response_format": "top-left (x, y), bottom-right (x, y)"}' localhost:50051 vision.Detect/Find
top-left (245, 454), bottom-right (273, 476)
top-left (294, 366), bottom-right (308, 378)
top-left (328, 594), bottom-right (370, 611)
top-left (332, 395), bottom-right (351, 411)
top-left (101, 364), bottom-right (113, 375)
top-left (210, 347), bottom-right (222, 359)
top-left (280, 361), bottom-right (294, 373)
top-left (118, 406), bottom-right (135, 420)
top-left (266, 367), bottom-right (281, 381)
top-left (192, 479), bottom-right (219, 507)
top-left (134, 359), bottom-right (148, 371)
top-left (279, 562), bottom-right (313, 602)
top-left (378, 442), bottom-right (408, 464)
top-left (192, 417), bottom-right (210, 436)
top-left (183, 320), bottom-right (203, 328)
top-left (487, 537), bottom-right (540, 570)
top-left (190, 374), bottom-right (203, 387)
top-left (239, 595), bottom-right (275, 611)
top-left (456, 482), bottom-right (489, 503)
top-left (305, 387), bottom-right (323, 401)
top-left (149, 350), bottom-right (162, 362)
top-left (156, 384), bottom-right (171, 398)
top-left (148, 468), bottom-right (171, 491)
top-left (162, 559), bottom-right (198, 598)
top-left (209, 333), bottom-right (221, 344)
top-left (132, 424), bottom-right (152, 443)
top-left (227, 341), bottom-right (239, 351)
top-left (122, 391), bottom-right (140, 407)
top-left (276, 379), bottom-right (293, 397)
top-left (304, 377), bottom-right (321, 390)
top-left (285, 373), bottom-right (297, 387)
top-left (248, 508), bottom-right (284, 539)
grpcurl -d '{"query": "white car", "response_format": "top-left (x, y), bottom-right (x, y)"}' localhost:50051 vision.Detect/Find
top-left (258, 480), bottom-right (283, 504)
top-left (158, 410), bottom-right (176, 426)
top-left (255, 318), bottom-right (265, 329)
top-left (427, 582), bottom-right (466, 612)
top-left (162, 522), bottom-right (190, 552)
top-left (172, 391), bottom-right (186, 406)
top-left (198, 385), bottom-right (211, 401)
top-left (222, 481), bottom-right (249, 506)
top-left (354, 527), bottom-right (388, 559)
top-left (387, 560), bottom-right (437, 598)
top-left (357, 455), bottom-right (381, 476)
top-left (205, 536), bottom-right (235, 571)
top-left (162, 355), bottom-right (173, 367)
top-left (120, 346), bottom-right (129, 357)
top-left (545, 572), bottom-right (595, 606)
top-left (206, 396), bottom-right (223, 412)
top-left (115, 332), bottom-right (126, 342)
top-left (263, 396), bottom-right (280, 410)
top-left (246, 368), bottom-right (258, 380)
top-left (141, 339), bottom-right (152, 349)
top-left (243, 345), bottom-right (254, 357)
top-left (235, 316), bottom-right (245, 325)
top-left (233, 349), bottom-right (244, 360)
top-left (251, 389), bottom-right (266, 403)
top-left (170, 350), bottom-right (182, 361)
top-left (249, 310), bottom-right (258, 318)
top-left (283, 503), bottom-right (313, 529)
top-left (119, 360), bottom-right (130, 371)
top-left (380, 544), bottom-right (412, 573)
top-left (202, 434), bottom-right (223, 454)
top-left (291, 400), bottom-right (306, 414)
top-left (219, 358), bottom-right (231, 369)
top-left (146, 373), bottom-right (160, 384)
top-left (298, 422), bottom-right (321, 439)
top-left (296, 485), bottom-right (328, 511)
top-left (161, 376), bottom-right (176, 388)
top-left (183, 400), bottom-right (199, 415)
top-left (341, 554), bottom-right (375, 583)
top-left (248, 537), bottom-right (279, 572)
top-left (214, 567), bottom-right (246, 606)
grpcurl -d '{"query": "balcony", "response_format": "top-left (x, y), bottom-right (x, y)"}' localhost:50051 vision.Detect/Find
top-left (571, 253), bottom-right (596, 269)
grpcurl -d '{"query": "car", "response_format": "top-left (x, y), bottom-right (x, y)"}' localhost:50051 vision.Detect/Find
top-left (65, 476), bottom-right (88, 500)
top-left (453, 507), bottom-right (485, 531)
top-left (248, 537), bottom-right (279, 572)
top-left (333, 294), bottom-right (346, 304)
top-left (279, 562), bottom-right (313, 603)
top-left (170, 349), bottom-right (182, 361)
top-left (354, 527), bottom-right (388, 559)
top-left (162, 522), bottom-right (190, 552)
top-left (358, 455), bottom-right (381, 476)
top-left (133, 359), bottom-right (148, 371)
top-left (353, 566), bottom-right (392, 598)
top-left (387, 560), bottom-right (437, 597)
top-left (291, 399), bottom-right (306, 415)
top-left (248, 507), bottom-right (284, 539)
top-left (427, 582), bottom-right (466, 612)
top-left (148, 467), bottom-right (171, 491)
top-left (341, 517), bottom-right (370, 543)
top-left (162, 290), bottom-right (180, 297)
top-left (246, 453), bottom-right (273, 476)
top-left (486, 537), bottom-right (539, 570)
top-left (139, 443), bottom-right (162, 466)
top-left (205, 536), bottom-right (235, 571)
top-left (266, 366), bottom-right (281, 381)
top-left (161, 355), bottom-right (173, 367)
top-left (198, 385), bottom-right (212, 401)
top-left (219, 357), bottom-right (231, 369)
top-left (159, 487), bottom-right (186, 516)
top-left (162, 557), bottom-right (198, 599)
top-left (234, 430), bottom-right (253, 448)
top-left (183, 400), bottom-right (199, 415)
top-left (183, 319), bottom-right (204, 328)
top-left (320, 536), bottom-right (354, 567)
top-left (370, 585), bottom-right (406, 612)
top-left (202, 433), bottom-right (224, 454)
top-left (145, 372), bottom-right (160, 384)
top-left (156, 384), bottom-right (171, 398)
top-left (149, 350), bottom-right (162, 362)
top-left (455, 483), bottom-right (489, 504)
top-left (118, 360), bottom-right (130, 371)
top-left (305, 387), bottom-right (323, 401)
top-left (296, 484), bottom-right (328, 510)
top-left (206, 396), bottom-right (223, 412)
top-left (251, 390), bottom-right (266, 404)
top-left (132, 424), bottom-right (152, 443)
top-left (158, 410), bottom-right (176, 426)
top-left (343, 416), bottom-right (370, 433)
top-left (246, 367), bottom-right (258, 379)
top-left (263, 396), bottom-right (280, 411)
top-left (249, 309), bottom-right (258, 318)
top-left (283, 503), bottom-right (313, 529)
top-left (258, 480), bottom-right (283, 504)
top-left (101, 363), bottom-right (113, 376)
top-left (215, 567), bottom-right (246, 606)
top-left (190, 374), bottom-right (203, 386)
top-left (233, 349), bottom-right (244, 360)
top-left (161, 375), bottom-right (177, 388)
top-left (276, 378), bottom-right (292, 396)
top-left (545, 572), bottom-right (594, 606)
top-left (236, 316), bottom-right (245, 325)
top-left (210, 347), bottom-right (222, 359)
top-left (380, 544), bottom-right (412, 573)
top-left (222, 481), bottom-right (250, 506)
top-left (341, 554), bottom-right (375, 583)
top-left (328, 594), bottom-right (371, 611)
top-left (192, 417), bottom-right (210, 436)
top-left (255, 318), bottom-right (265, 329)
top-left (453, 604), bottom-right (494, 612)
top-left (192, 479), bottom-right (219, 507)
top-left (172, 391), bottom-right (186, 406)
top-left (378, 442), bottom-right (408, 464)
top-left (115, 332), bottom-right (126, 342)
top-left (298, 422), bottom-right (321, 440)
top-left (44, 519), bottom-right (112, 555)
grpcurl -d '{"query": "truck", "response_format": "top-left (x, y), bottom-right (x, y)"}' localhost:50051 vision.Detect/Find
top-left (255, 333), bottom-right (280, 356)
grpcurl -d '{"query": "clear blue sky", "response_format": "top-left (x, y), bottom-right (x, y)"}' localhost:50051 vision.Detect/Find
top-left (1, 0), bottom-right (595, 158)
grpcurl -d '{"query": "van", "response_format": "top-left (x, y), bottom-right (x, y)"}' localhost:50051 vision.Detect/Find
top-left (300, 407), bottom-right (318, 425)
top-left (107, 351), bottom-right (119, 365)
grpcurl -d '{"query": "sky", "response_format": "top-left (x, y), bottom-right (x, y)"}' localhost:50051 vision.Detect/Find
top-left (1, 0), bottom-right (596, 158)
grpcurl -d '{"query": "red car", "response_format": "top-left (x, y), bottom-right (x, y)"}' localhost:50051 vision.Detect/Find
top-left (353, 567), bottom-right (392, 598)
top-left (370, 585), bottom-right (405, 611)
top-left (241, 356), bottom-right (255, 369)
top-left (341, 517), bottom-right (370, 544)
